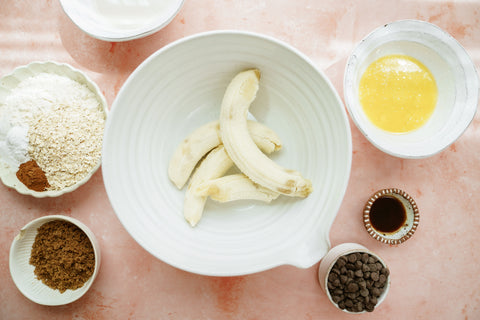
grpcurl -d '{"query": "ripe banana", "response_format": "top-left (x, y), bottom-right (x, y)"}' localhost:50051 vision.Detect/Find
top-left (183, 145), bottom-right (232, 227)
top-left (219, 69), bottom-right (313, 197)
top-left (168, 121), bottom-right (220, 189)
top-left (194, 173), bottom-right (280, 203)
top-left (168, 120), bottom-right (282, 189)
top-left (183, 129), bottom-right (282, 227)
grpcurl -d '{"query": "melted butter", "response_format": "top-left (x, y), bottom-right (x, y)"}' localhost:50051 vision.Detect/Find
top-left (359, 54), bottom-right (438, 133)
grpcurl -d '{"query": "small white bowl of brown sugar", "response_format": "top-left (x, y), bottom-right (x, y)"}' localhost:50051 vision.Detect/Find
top-left (0, 61), bottom-right (108, 197)
top-left (9, 215), bottom-right (101, 306)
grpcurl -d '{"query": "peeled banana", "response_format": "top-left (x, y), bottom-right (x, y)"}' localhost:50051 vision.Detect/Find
top-left (183, 127), bottom-right (282, 227)
top-left (183, 145), bottom-right (232, 227)
top-left (168, 121), bottom-right (220, 189)
top-left (171, 68), bottom-right (312, 227)
top-left (168, 120), bottom-right (282, 189)
top-left (219, 69), bottom-right (312, 197)
top-left (194, 173), bottom-right (280, 203)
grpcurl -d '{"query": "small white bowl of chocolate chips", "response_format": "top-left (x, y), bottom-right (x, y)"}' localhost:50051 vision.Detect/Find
top-left (318, 243), bottom-right (390, 313)
top-left (9, 215), bottom-right (101, 306)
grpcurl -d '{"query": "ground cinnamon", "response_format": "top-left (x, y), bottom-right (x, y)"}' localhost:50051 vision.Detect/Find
top-left (30, 220), bottom-right (95, 293)
top-left (16, 159), bottom-right (50, 191)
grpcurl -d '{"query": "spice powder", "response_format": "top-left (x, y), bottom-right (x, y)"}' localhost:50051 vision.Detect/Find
top-left (16, 159), bottom-right (50, 192)
top-left (30, 220), bottom-right (95, 293)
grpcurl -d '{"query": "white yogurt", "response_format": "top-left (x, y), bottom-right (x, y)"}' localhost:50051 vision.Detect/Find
top-left (94, 0), bottom-right (175, 29)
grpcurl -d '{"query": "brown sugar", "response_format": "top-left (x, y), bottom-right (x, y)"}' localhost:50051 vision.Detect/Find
top-left (29, 220), bottom-right (95, 293)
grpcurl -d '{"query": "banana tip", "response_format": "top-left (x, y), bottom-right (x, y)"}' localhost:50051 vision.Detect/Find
top-left (187, 219), bottom-right (198, 227)
top-left (253, 69), bottom-right (261, 79)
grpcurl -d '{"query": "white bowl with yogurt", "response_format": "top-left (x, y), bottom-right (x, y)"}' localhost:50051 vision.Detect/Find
top-left (60, 0), bottom-right (185, 42)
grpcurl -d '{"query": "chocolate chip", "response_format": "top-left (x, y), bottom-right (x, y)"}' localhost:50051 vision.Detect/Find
top-left (379, 274), bottom-right (387, 284)
top-left (333, 289), bottom-right (343, 295)
top-left (346, 263), bottom-right (356, 270)
top-left (362, 253), bottom-right (369, 263)
top-left (371, 287), bottom-right (381, 297)
top-left (355, 270), bottom-right (363, 278)
top-left (366, 302), bottom-right (375, 312)
top-left (371, 272), bottom-right (379, 281)
top-left (328, 272), bottom-right (338, 282)
top-left (347, 292), bottom-right (358, 299)
top-left (355, 260), bottom-right (363, 270)
top-left (362, 264), bottom-right (370, 272)
top-left (355, 302), bottom-right (364, 312)
top-left (360, 288), bottom-right (369, 297)
top-left (345, 299), bottom-right (354, 308)
top-left (348, 254), bottom-right (357, 263)
top-left (381, 267), bottom-right (389, 276)
top-left (340, 275), bottom-right (348, 284)
top-left (358, 281), bottom-right (367, 289)
top-left (347, 270), bottom-right (355, 279)
top-left (336, 258), bottom-right (346, 268)
top-left (347, 282), bottom-right (359, 292)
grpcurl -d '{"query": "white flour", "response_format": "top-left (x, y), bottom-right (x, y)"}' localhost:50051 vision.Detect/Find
top-left (0, 72), bottom-right (105, 189)
top-left (2, 73), bottom-right (101, 124)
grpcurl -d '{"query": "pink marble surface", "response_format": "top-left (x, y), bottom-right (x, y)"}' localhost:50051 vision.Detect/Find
top-left (1, 1), bottom-right (479, 319)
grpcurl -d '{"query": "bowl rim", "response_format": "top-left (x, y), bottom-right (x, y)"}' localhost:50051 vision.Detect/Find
top-left (0, 60), bottom-right (108, 198)
top-left (9, 215), bottom-right (101, 306)
top-left (59, 0), bottom-right (186, 42)
top-left (343, 19), bottom-right (479, 159)
top-left (103, 29), bottom-right (352, 276)
top-left (318, 243), bottom-right (391, 314)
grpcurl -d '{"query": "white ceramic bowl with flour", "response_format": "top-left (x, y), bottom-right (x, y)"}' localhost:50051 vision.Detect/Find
top-left (0, 61), bottom-right (108, 197)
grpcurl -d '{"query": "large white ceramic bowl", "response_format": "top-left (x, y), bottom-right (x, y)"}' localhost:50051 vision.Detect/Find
top-left (9, 215), bottom-right (101, 306)
top-left (0, 61), bottom-right (108, 197)
top-left (102, 31), bottom-right (352, 276)
top-left (60, 0), bottom-right (185, 42)
top-left (344, 20), bottom-right (479, 158)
